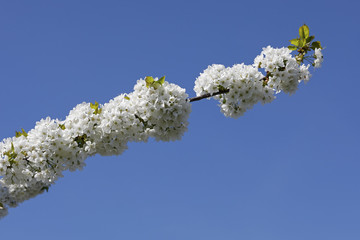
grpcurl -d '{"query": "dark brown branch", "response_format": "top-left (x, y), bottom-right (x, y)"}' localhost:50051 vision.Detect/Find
top-left (188, 89), bottom-right (230, 102)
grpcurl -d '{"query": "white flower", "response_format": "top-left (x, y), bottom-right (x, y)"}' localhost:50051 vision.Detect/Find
top-left (314, 48), bottom-right (323, 68)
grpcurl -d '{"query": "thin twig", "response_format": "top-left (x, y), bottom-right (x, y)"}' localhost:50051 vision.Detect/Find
top-left (188, 89), bottom-right (230, 102)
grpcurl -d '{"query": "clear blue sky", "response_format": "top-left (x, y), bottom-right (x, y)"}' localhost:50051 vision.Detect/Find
top-left (1, 0), bottom-right (359, 239)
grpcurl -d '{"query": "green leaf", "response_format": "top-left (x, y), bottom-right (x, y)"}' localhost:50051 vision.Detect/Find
top-left (15, 128), bottom-right (28, 138)
top-left (4, 142), bottom-right (18, 166)
top-left (298, 38), bottom-right (305, 48)
top-left (90, 101), bottom-right (99, 110)
top-left (22, 129), bottom-right (28, 137)
top-left (157, 76), bottom-right (165, 85)
top-left (124, 95), bottom-right (130, 100)
top-left (278, 66), bottom-right (286, 71)
top-left (303, 25), bottom-right (310, 38)
top-left (74, 134), bottom-right (88, 148)
top-left (311, 41), bottom-right (322, 49)
top-left (145, 76), bottom-right (166, 89)
top-left (218, 85), bottom-right (227, 92)
top-left (306, 35), bottom-right (315, 43)
top-left (94, 108), bottom-right (102, 115)
top-left (90, 101), bottom-right (102, 114)
top-left (288, 45), bottom-right (297, 51)
top-left (152, 82), bottom-right (161, 90)
top-left (145, 76), bottom-right (154, 88)
top-left (299, 24), bottom-right (309, 39)
top-left (289, 38), bottom-right (300, 46)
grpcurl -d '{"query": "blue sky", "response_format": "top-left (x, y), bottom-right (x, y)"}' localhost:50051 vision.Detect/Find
top-left (1, 0), bottom-right (360, 239)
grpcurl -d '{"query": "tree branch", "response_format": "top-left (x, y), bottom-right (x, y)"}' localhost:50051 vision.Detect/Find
top-left (188, 89), bottom-right (230, 102)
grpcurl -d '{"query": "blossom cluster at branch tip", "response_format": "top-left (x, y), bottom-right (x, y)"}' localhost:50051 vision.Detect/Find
top-left (0, 79), bottom-right (191, 218)
top-left (194, 44), bottom-right (323, 118)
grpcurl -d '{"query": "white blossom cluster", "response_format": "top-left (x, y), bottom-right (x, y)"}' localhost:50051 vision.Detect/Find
top-left (314, 48), bottom-right (323, 68)
top-left (0, 79), bottom-right (191, 218)
top-left (194, 46), bottom-right (319, 118)
top-left (194, 64), bottom-right (275, 118)
top-left (254, 46), bottom-right (311, 94)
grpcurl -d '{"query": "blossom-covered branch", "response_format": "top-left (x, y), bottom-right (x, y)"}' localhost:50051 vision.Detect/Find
top-left (0, 24), bottom-right (323, 219)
